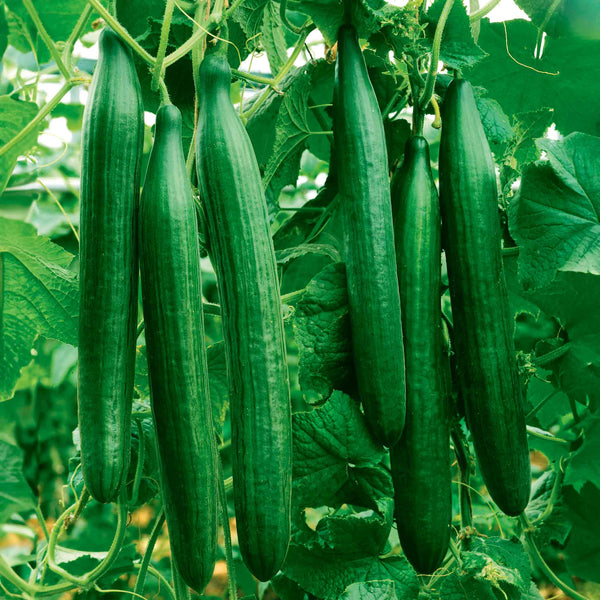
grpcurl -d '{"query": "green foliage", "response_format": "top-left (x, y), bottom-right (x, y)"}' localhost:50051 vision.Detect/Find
top-left (0, 98), bottom-right (44, 195)
top-left (2, 0), bottom-right (600, 598)
top-left (0, 217), bottom-right (78, 400)
top-left (467, 19), bottom-right (600, 137)
top-left (509, 133), bottom-right (600, 288)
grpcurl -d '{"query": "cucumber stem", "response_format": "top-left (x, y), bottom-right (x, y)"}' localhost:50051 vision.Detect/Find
top-left (63, 4), bottom-right (94, 69)
top-left (0, 80), bottom-right (75, 158)
top-left (419, 0), bottom-right (454, 112)
top-left (134, 506), bottom-right (166, 596)
top-left (22, 0), bottom-right (71, 79)
top-left (47, 489), bottom-right (129, 587)
top-left (217, 454), bottom-right (238, 600)
top-left (151, 0), bottom-right (177, 92)
top-left (280, 0), bottom-right (311, 33)
top-left (129, 419), bottom-right (146, 506)
top-left (531, 463), bottom-right (565, 525)
top-left (520, 513), bottom-right (590, 600)
top-left (88, 0), bottom-right (155, 66)
top-left (451, 425), bottom-right (473, 533)
top-left (469, 0), bottom-right (501, 22)
top-left (241, 26), bottom-right (312, 121)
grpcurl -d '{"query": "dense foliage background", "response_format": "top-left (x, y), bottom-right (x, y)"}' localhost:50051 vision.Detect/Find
top-left (1, 0), bottom-right (600, 598)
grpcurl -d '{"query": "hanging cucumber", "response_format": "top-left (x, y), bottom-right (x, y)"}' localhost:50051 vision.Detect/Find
top-left (390, 136), bottom-right (452, 573)
top-left (439, 79), bottom-right (530, 516)
top-left (195, 49), bottom-right (291, 582)
top-left (333, 23), bottom-right (406, 447)
top-left (139, 104), bottom-right (218, 592)
top-left (78, 27), bottom-right (143, 503)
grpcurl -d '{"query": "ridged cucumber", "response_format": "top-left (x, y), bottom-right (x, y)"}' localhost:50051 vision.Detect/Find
top-left (439, 79), bottom-right (530, 516)
top-left (390, 136), bottom-right (451, 574)
top-left (333, 24), bottom-right (406, 447)
top-left (78, 27), bottom-right (143, 503)
top-left (195, 50), bottom-right (291, 581)
top-left (139, 104), bottom-right (218, 592)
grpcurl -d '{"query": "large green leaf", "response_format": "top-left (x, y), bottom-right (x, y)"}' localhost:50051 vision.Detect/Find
top-left (293, 262), bottom-right (353, 403)
top-left (283, 546), bottom-right (418, 600)
top-left (0, 96), bottom-right (43, 195)
top-left (467, 19), bottom-right (600, 137)
top-left (509, 133), bottom-right (600, 289)
top-left (0, 439), bottom-right (36, 522)
top-left (292, 391), bottom-right (391, 510)
top-left (5, 0), bottom-right (95, 63)
top-left (0, 217), bottom-right (78, 401)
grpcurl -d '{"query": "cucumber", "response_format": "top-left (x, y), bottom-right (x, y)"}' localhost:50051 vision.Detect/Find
top-left (333, 24), bottom-right (406, 447)
top-left (439, 79), bottom-right (530, 516)
top-left (78, 27), bottom-right (143, 503)
top-left (139, 104), bottom-right (218, 592)
top-left (390, 136), bottom-right (451, 574)
top-left (195, 50), bottom-right (291, 582)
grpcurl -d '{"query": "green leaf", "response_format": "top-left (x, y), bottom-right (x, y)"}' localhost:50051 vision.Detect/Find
top-left (232, 0), bottom-right (288, 70)
top-left (513, 0), bottom-right (600, 40)
top-left (425, 0), bottom-right (487, 69)
top-left (525, 376), bottom-right (569, 432)
top-left (505, 254), bottom-right (600, 410)
top-left (277, 243), bottom-right (340, 267)
top-left (49, 542), bottom-right (136, 580)
top-left (475, 92), bottom-right (514, 146)
top-left (308, 498), bottom-right (394, 558)
top-left (116, 0), bottom-right (167, 38)
top-left (509, 133), bottom-right (600, 289)
top-left (442, 538), bottom-right (533, 600)
top-left (0, 217), bottom-right (78, 401)
top-left (339, 580), bottom-right (397, 600)
top-left (292, 391), bottom-right (391, 510)
top-left (134, 345), bottom-right (150, 400)
top-left (295, 0), bottom-right (387, 47)
top-left (467, 19), bottom-right (600, 137)
top-left (0, 5), bottom-right (8, 62)
top-left (522, 273), bottom-right (600, 366)
top-left (5, 0), bottom-right (93, 62)
top-left (283, 546), bottom-right (419, 600)
top-left (264, 60), bottom-right (332, 200)
top-left (563, 483), bottom-right (600, 582)
top-left (127, 416), bottom-right (160, 508)
top-left (293, 263), bottom-right (353, 404)
top-left (512, 110), bottom-right (554, 165)
top-left (513, 0), bottom-right (561, 30)
top-left (0, 96), bottom-right (43, 195)
top-left (262, 2), bottom-right (289, 74)
top-left (564, 415), bottom-right (600, 491)
top-left (525, 469), bottom-right (571, 546)
top-left (272, 574), bottom-right (307, 600)
top-left (0, 438), bottom-right (36, 522)
top-left (553, 0), bottom-right (600, 40)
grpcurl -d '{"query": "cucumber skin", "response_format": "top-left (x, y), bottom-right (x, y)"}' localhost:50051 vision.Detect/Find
top-left (439, 79), bottom-right (530, 516)
top-left (78, 28), bottom-right (143, 504)
top-left (333, 24), bottom-right (406, 447)
top-left (139, 105), bottom-right (218, 592)
top-left (195, 53), bottom-right (291, 582)
top-left (390, 137), bottom-right (451, 574)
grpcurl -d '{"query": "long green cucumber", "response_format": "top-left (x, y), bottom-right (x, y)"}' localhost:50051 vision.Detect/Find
top-left (390, 136), bottom-right (451, 574)
top-left (78, 27), bottom-right (143, 504)
top-left (139, 104), bottom-right (218, 592)
top-left (333, 24), bottom-right (406, 447)
top-left (195, 50), bottom-right (291, 582)
top-left (439, 79), bottom-right (530, 516)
